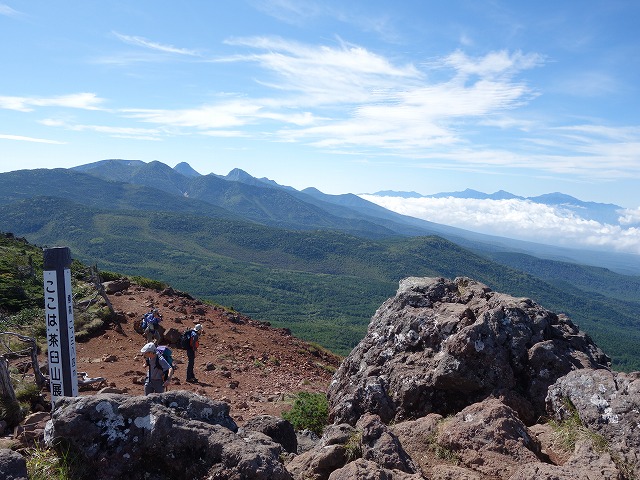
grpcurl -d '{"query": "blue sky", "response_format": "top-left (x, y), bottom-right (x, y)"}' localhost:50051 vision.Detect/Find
top-left (1, 0), bottom-right (639, 211)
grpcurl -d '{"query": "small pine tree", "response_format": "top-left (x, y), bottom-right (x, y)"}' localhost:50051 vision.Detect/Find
top-left (282, 392), bottom-right (328, 436)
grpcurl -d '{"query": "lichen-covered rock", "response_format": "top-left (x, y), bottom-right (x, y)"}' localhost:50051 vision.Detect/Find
top-left (546, 369), bottom-right (640, 478)
top-left (44, 390), bottom-right (291, 480)
top-left (328, 277), bottom-right (610, 426)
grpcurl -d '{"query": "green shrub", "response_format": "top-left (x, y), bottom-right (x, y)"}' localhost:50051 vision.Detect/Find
top-left (548, 398), bottom-right (608, 453)
top-left (97, 270), bottom-right (121, 282)
top-left (26, 444), bottom-right (89, 480)
top-left (15, 382), bottom-right (41, 404)
top-left (281, 392), bottom-right (328, 436)
top-left (131, 275), bottom-right (167, 290)
top-left (344, 431), bottom-right (363, 461)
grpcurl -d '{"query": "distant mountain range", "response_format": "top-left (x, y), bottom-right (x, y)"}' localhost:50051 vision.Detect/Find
top-left (71, 159), bottom-right (640, 275)
top-left (1, 159), bottom-right (639, 370)
top-left (371, 188), bottom-right (625, 226)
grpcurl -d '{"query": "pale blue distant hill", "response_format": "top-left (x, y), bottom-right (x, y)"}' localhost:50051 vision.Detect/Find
top-left (369, 188), bottom-right (624, 226)
top-left (173, 162), bottom-right (201, 177)
top-left (371, 190), bottom-right (423, 198)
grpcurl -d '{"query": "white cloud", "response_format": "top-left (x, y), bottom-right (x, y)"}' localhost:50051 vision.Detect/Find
top-left (8, 35), bottom-right (637, 184)
top-left (443, 49), bottom-right (545, 79)
top-left (39, 118), bottom-right (163, 141)
top-left (0, 4), bottom-right (20, 16)
top-left (213, 40), bottom-right (543, 153)
top-left (112, 32), bottom-right (199, 56)
top-left (0, 133), bottom-right (66, 144)
top-left (359, 195), bottom-right (640, 255)
top-left (123, 101), bottom-right (264, 130)
top-left (223, 36), bottom-right (420, 106)
top-left (0, 93), bottom-right (104, 112)
top-left (619, 208), bottom-right (640, 226)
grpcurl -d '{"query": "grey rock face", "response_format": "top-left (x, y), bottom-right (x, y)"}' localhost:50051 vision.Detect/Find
top-left (287, 415), bottom-right (417, 480)
top-left (242, 414), bottom-right (297, 453)
top-left (0, 449), bottom-right (28, 480)
top-left (45, 391), bottom-right (291, 480)
top-left (546, 369), bottom-right (640, 478)
top-left (328, 277), bottom-right (610, 426)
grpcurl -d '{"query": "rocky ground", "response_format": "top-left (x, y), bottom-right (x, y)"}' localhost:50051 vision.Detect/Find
top-left (69, 282), bottom-right (342, 424)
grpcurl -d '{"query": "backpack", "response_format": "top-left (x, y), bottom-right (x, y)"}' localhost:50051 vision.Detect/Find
top-left (155, 346), bottom-right (175, 381)
top-left (156, 345), bottom-right (174, 368)
top-left (179, 329), bottom-right (193, 350)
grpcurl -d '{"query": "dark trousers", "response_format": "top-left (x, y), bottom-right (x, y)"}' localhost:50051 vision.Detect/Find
top-left (186, 348), bottom-right (195, 380)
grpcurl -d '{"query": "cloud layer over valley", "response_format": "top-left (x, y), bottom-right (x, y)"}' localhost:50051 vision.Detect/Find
top-left (361, 194), bottom-right (640, 255)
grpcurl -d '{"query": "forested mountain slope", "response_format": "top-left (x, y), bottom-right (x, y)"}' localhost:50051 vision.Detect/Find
top-left (1, 164), bottom-right (639, 370)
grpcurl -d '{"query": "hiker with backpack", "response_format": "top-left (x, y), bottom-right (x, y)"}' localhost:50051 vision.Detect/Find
top-left (140, 342), bottom-right (173, 394)
top-left (184, 324), bottom-right (203, 383)
top-left (141, 308), bottom-right (162, 343)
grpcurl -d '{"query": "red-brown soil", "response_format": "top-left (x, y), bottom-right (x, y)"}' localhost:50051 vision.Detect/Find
top-left (69, 284), bottom-right (342, 425)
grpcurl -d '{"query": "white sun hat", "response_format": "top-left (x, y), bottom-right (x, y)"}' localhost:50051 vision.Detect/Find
top-left (140, 342), bottom-right (157, 354)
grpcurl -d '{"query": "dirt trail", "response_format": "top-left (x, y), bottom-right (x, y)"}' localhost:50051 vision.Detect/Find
top-left (70, 284), bottom-right (341, 424)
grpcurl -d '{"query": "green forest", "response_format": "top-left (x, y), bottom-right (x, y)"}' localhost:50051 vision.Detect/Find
top-left (1, 163), bottom-right (640, 371)
top-left (2, 204), bottom-right (640, 371)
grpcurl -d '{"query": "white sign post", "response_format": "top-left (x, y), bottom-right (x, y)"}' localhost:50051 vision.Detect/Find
top-left (43, 247), bottom-right (78, 406)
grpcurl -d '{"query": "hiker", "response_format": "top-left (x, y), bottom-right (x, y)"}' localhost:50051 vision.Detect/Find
top-left (140, 342), bottom-right (173, 394)
top-left (142, 308), bottom-right (162, 343)
top-left (185, 324), bottom-right (203, 383)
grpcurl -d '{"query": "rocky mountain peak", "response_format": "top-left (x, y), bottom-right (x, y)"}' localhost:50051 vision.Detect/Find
top-left (328, 276), bottom-right (610, 426)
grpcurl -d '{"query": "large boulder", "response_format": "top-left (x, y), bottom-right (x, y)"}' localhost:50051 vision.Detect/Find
top-left (102, 279), bottom-right (130, 294)
top-left (356, 413), bottom-right (417, 473)
top-left (44, 390), bottom-right (291, 480)
top-left (546, 368), bottom-right (640, 478)
top-left (328, 277), bottom-right (610, 426)
top-left (243, 414), bottom-right (297, 453)
top-left (510, 438), bottom-right (621, 480)
top-left (287, 414), bottom-right (418, 480)
top-left (435, 398), bottom-right (542, 478)
top-left (327, 458), bottom-right (423, 479)
top-left (0, 449), bottom-right (28, 480)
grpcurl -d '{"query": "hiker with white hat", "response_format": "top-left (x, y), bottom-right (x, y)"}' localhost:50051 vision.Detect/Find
top-left (185, 324), bottom-right (203, 383)
top-left (140, 341), bottom-right (173, 394)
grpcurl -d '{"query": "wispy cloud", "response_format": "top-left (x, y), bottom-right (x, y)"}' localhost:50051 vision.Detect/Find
top-left (0, 93), bottom-right (105, 112)
top-left (11, 35), bottom-right (639, 184)
top-left (360, 195), bottom-right (640, 255)
top-left (0, 3), bottom-right (20, 16)
top-left (123, 100), bottom-right (264, 130)
top-left (553, 70), bottom-right (619, 97)
top-left (253, 0), bottom-right (399, 41)
top-left (224, 36), bottom-right (420, 105)
top-left (39, 118), bottom-right (163, 141)
top-left (252, 0), bottom-right (325, 25)
top-left (221, 40), bottom-right (541, 151)
top-left (112, 32), bottom-right (199, 56)
top-left (0, 133), bottom-right (66, 144)
top-left (443, 49), bottom-right (545, 78)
